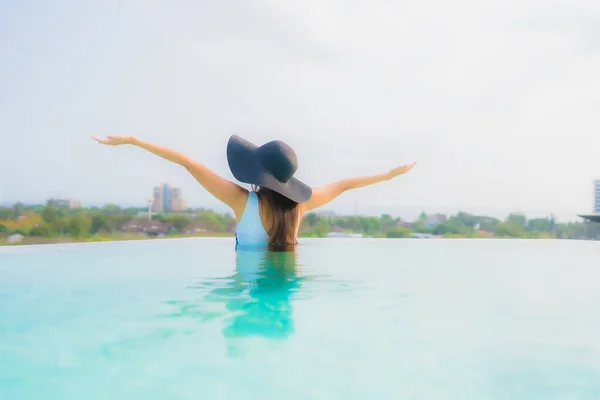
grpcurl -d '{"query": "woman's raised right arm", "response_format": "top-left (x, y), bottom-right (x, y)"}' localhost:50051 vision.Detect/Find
top-left (92, 136), bottom-right (247, 213)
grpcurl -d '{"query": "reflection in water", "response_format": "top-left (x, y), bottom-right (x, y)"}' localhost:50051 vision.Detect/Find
top-left (219, 249), bottom-right (304, 340)
top-left (164, 248), bottom-right (306, 354)
top-left (103, 248), bottom-right (366, 360)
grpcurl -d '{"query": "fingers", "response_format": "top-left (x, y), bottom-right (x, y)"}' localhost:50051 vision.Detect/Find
top-left (390, 162), bottom-right (417, 177)
top-left (399, 163), bottom-right (416, 171)
top-left (91, 135), bottom-right (110, 145)
top-left (402, 162), bottom-right (417, 171)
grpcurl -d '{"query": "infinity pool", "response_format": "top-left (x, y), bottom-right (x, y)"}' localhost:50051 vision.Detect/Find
top-left (1, 238), bottom-right (599, 399)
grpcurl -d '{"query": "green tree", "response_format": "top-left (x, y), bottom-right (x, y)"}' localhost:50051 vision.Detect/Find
top-left (154, 214), bottom-right (167, 223)
top-left (102, 204), bottom-right (123, 215)
top-left (433, 217), bottom-right (466, 235)
top-left (549, 214), bottom-right (557, 231)
top-left (360, 217), bottom-right (380, 235)
top-left (107, 215), bottom-right (131, 232)
top-left (194, 213), bottom-right (226, 232)
top-left (41, 204), bottom-right (59, 224)
top-left (166, 215), bottom-right (192, 233)
top-left (527, 218), bottom-right (551, 232)
top-left (410, 220), bottom-right (426, 233)
top-left (433, 223), bottom-right (452, 235)
top-left (412, 221), bottom-right (433, 234)
top-left (52, 218), bottom-right (68, 236)
top-left (478, 217), bottom-right (500, 232)
top-left (455, 212), bottom-right (478, 228)
top-left (303, 221), bottom-right (330, 237)
top-left (386, 226), bottom-right (411, 238)
top-left (123, 207), bottom-right (142, 216)
top-left (91, 215), bottom-right (109, 234)
top-left (13, 202), bottom-right (24, 218)
top-left (67, 215), bottom-right (91, 238)
top-left (494, 222), bottom-right (525, 238)
top-left (506, 212), bottom-right (527, 229)
top-left (30, 224), bottom-right (52, 237)
top-left (304, 213), bottom-right (319, 226)
top-left (380, 214), bottom-right (395, 232)
top-left (0, 208), bottom-right (12, 220)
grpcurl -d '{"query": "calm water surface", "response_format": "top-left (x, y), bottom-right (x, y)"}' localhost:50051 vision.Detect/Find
top-left (0, 238), bottom-right (599, 399)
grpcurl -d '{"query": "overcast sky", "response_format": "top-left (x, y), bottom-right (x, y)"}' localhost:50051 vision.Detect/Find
top-left (1, 0), bottom-right (599, 221)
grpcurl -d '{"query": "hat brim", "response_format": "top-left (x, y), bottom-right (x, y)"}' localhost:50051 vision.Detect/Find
top-left (227, 135), bottom-right (312, 204)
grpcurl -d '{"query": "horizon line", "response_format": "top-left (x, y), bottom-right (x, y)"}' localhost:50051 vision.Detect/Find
top-left (0, 200), bottom-right (594, 223)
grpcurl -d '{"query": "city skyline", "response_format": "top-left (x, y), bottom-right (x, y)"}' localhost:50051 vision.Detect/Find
top-left (1, 177), bottom-right (600, 223)
top-left (151, 183), bottom-right (186, 213)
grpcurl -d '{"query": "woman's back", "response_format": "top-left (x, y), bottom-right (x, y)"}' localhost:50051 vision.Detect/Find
top-left (235, 191), bottom-right (269, 249)
top-left (235, 188), bottom-right (303, 251)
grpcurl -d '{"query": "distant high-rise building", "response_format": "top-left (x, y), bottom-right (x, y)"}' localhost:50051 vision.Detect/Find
top-left (152, 186), bottom-right (163, 213)
top-left (171, 187), bottom-right (182, 211)
top-left (169, 186), bottom-right (187, 211)
top-left (151, 183), bottom-right (186, 213)
top-left (53, 197), bottom-right (81, 209)
top-left (594, 179), bottom-right (600, 213)
top-left (173, 199), bottom-right (187, 212)
top-left (162, 183), bottom-right (170, 212)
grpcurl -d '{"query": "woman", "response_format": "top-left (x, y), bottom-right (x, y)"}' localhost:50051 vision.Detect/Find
top-left (92, 134), bottom-right (416, 251)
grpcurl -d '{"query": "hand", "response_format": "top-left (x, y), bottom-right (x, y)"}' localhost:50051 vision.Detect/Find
top-left (388, 162), bottom-right (417, 179)
top-left (91, 135), bottom-right (136, 146)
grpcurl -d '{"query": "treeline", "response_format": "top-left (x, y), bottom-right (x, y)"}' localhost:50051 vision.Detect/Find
top-left (0, 201), bottom-right (235, 239)
top-left (1, 201), bottom-right (599, 242)
top-left (299, 211), bottom-right (600, 240)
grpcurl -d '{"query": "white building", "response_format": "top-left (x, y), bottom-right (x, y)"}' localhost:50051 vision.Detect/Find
top-left (8, 234), bottom-right (24, 244)
top-left (595, 179), bottom-right (600, 213)
top-left (53, 197), bottom-right (82, 209)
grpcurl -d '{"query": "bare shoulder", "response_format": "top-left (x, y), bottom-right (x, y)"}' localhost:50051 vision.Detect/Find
top-left (299, 202), bottom-right (312, 219)
top-left (299, 203), bottom-right (308, 215)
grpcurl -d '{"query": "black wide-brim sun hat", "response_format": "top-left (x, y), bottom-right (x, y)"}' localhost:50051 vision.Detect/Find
top-left (226, 135), bottom-right (312, 203)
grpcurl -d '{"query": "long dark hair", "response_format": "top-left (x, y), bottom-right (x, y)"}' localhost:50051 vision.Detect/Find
top-left (252, 185), bottom-right (300, 252)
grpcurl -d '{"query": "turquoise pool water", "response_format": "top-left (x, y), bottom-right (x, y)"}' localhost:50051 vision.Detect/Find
top-left (1, 238), bottom-right (599, 399)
